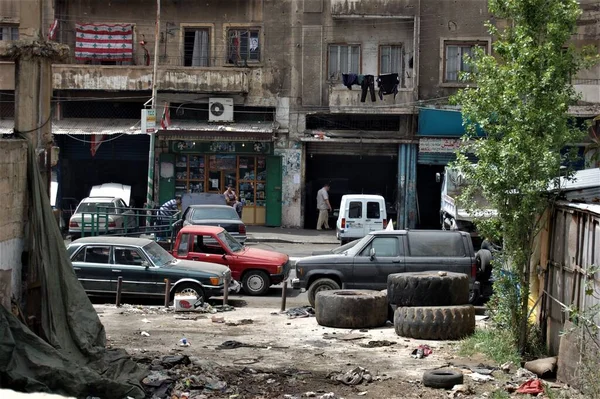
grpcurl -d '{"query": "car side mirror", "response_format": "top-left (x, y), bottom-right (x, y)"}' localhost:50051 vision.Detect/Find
top-left (436, 173), bottom-right (441, 183)
top-left (369, 248), bottom-right (376, 260)
top-left (222, 254), bottom-right (227, 260)
top-left (142, 260), bottom-right (150, 269)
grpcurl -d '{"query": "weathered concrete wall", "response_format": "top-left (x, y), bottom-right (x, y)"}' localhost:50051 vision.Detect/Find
top-left (330, 0), bottom-right (417, 17)
top-left (0, 139), bottom-right (27, 306)
top-left (275, 147), bottom-right (303, 227)
top-left (418, 0), bottom-right (490, 101)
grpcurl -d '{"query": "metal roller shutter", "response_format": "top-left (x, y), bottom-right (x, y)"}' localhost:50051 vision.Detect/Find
top-left (306, 142), bottom-right (398, 157)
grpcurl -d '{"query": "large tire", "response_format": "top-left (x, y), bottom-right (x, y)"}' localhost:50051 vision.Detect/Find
top-left (307, 277), bottom-right (341, 307)
top-left (394, 305), bottom-right (475, 340)
top-left (315, 290), bottom-right (387, 329)
top-left (242, 270), bottom-right (271, 296)
top-left (422, 369), bottom-right (464, 389)
top-left (387, 272), bottom-right (470, 307)
top-left (476, 249), bottom-right (493, 281)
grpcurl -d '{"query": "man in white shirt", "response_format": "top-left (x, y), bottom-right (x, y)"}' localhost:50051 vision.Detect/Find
top-left (316, 182), bottom-right (332, 230)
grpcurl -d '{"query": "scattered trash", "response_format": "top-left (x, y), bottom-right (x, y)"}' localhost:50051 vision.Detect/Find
top-left (174, 315), bottom-right (206, 320)
top-left (516, 379), bottom-right (544, 395)
top-left (141, 318), bottom-right (151, 323)
top-left (411, 344), bottom-right (432, 358)
top-left (501, 361), bottom-right (513, 372)
top-left (470, 366), bottom-right (494, 375)
top-left (174, 295), bottom-right (204, 312)
top-left (179, 337), bottom-right (190, 347)
top-left (359, 329), bottom-right (368, 333)
top-left (141, 331), bottom-right (150, 337)
top-left (524, 356), bottom-right (557, 377)
top-left (213, 304), bottom-right (236, 312)
top-left (357, 391), bottom-right (368, 396)
top-left (468, 372), bottom-right (494, 382)
top-left (360, 340), bottom-right (395, 348)
top-left (161, 355), bottom-right (190, 367)
top-left (211, 316), bottom-right (225, 323)
top-left (285, 306), bottom-right (315, 318)
top-left (450, 384), bottom-right (473, 398)
top-left (225, 319), bottom-right (254, 326)
top-left (438, 271), bottom-right (447, 276)
top-left (332, 366), bottom-right (373, 386)
top-left (233, 358), bottom-right (261, 365)
top-left (515, 367), bottom-right (537, 381)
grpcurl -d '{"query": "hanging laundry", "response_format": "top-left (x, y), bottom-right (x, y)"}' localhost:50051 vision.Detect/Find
top-left (360, 75), bottom-right (376, 102)
top-left (342, 73), bottom-right (358, 89)
top-left (377, 73), bottom-right (400, 100)
top-left (357, 74), bottom-right (365, 85)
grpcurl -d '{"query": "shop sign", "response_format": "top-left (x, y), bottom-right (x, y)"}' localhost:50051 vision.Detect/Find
top-left (141, 109), bottom-right (156, 134)
top-left (171, 141), bottom-right (272, 154)
top-left (419, 138), bottom-right (461, 153)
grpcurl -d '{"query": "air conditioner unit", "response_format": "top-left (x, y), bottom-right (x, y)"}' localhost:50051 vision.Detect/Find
top-left (209, 98), bottom-right (234, 122)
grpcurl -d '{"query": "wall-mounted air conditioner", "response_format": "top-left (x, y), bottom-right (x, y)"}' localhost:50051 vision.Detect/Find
top-left (208, 98), bottom-right (234, 122)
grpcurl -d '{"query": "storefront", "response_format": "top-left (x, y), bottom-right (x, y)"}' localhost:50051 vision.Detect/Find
top-left (158, 139), bottom-right (282, 226)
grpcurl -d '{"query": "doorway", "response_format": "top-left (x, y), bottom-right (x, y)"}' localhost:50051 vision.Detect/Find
top-left (207, 155), bottom-right (237, 193)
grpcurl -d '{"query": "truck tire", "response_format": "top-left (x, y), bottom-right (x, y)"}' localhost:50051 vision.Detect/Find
top-left (307, 278), bottom-right (341, 307)
top-left (476, 249), bottom-right (493, 281)
top-left (387, 272), bottom-right (470, 307)
top-left (315, 290), bottom-right (388, 329)
top-left (394, 305), bottom-right (475, 340)
top-left (422, 369), bottom-right (464, 389)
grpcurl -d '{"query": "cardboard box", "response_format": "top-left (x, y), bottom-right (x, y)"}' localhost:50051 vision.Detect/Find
top-left (174, 295), bottom-right (202, 312)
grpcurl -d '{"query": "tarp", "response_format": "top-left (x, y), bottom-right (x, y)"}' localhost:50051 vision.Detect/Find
top-left (0, 140), bottom-right (146, 398)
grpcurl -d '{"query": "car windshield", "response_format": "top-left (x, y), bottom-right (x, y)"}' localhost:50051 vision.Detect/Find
top-left (77, 202), bottom-right (116, 214)
top-left (191, 207), bottom-right (238, 221)
top-left (143, 241), bottom-right (175, 266)
top-left (345, 235), bottom-right (375, 256)
top-left (218, 231), bottom-right (243, 253)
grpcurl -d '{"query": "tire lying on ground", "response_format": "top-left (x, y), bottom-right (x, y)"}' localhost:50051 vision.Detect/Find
top-left (387, 271), bottom-right (470, 307)
top-left (394, 305), bottom-right (475, 340)
top-left (422, 369), bottom-right (464, 389)
top-left (315, 290), bottom-right (388, 329)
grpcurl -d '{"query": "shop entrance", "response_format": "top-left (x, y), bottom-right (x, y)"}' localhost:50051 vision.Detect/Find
top-left (416, 164), bottom-right (445, 229)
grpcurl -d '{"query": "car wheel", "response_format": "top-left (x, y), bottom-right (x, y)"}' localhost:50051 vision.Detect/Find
top-left (422, 369), bottom-right (464, 389)
top-left (242, 270), bottom-right (271, 296)
top-left (476, 249), bottom-right (493, 281)
top-left (172, 282), bottom-right (206, 305)
top-left (307, 277), bottom-right (341, 307)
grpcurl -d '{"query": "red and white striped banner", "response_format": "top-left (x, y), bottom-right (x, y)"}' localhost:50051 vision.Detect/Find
top-left (75, 23), bottom-right (133, 62)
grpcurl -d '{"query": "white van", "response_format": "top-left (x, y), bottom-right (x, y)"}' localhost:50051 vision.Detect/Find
top-left (336, 194), bottom-right (387, 244)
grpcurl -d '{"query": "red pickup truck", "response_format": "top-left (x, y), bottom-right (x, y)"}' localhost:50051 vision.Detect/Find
top-left (172, 225), bottom-right (290, 296)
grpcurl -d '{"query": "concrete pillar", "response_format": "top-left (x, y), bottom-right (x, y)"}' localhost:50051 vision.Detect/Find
top-left (397, 143), bottom-right (418, 229)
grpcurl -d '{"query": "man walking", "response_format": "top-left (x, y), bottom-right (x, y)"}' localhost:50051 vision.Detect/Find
top-left (316, 182), bottom-right (332, 230)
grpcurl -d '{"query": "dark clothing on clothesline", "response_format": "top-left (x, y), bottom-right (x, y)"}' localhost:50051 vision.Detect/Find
top-left (377, 73), bottom-right (400, 100)
top-left (342, 73), bottom-right (358, 89)
top-left (360, 75), bottom-right (376, 102)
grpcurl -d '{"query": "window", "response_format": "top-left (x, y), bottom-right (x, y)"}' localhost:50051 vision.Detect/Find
top-left (227, 28), bottom-right (260, 65)
top-left (408, 232), bottom-right (466, 257)
top-left (75, 246), bottom-right (111, 264)
top-left (114, 247), bottom-right (146, 266)
top-left (184, 28), bottom-right (209, 67)
top-left (328, 44), bottom-right (360, 80)
top-left (379, 45), bottom-right (402, 75)
top-left (348, 201), bottom-right (362, 219)
top-left (0, 25), bottom-right (18, 41)
top-left (177, 233), bottom-right (190, 257)
top-left (444, 41), bottom-right (487, 82)
top-left (366, 202), bottom-right (380, 219)
top-left (360, 237), bottom-right (399, 257)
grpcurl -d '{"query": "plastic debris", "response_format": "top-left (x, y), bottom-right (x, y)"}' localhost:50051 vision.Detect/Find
top-left (516, 379), bottom-right (544, 394)
top-left (468, 372), bottom-right (494, 382)
top-left (285, 306), bottom-right (315, 319)
top-left (332, 366), bottom-right (373, 386)
top-left (411, 345), bottom-right (432, 358)
top-left (179, 337), bottom-right (190, 347)
top-left (140, 331), bottom-right (150, 337)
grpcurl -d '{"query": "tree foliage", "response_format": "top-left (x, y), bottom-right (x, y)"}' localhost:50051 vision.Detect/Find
top-left (451, 0), bottom-right (598, 353)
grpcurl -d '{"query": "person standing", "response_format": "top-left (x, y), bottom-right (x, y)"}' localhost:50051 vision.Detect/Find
top-left (157, 196), bottom-right (181, 238)
top-left (316, 182), bottom-right (332, 230)
top-left (224, 184), bottom-right (237, 206)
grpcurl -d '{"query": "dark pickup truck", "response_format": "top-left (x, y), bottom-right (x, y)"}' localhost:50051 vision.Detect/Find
top-left (292, 230), bottom-right (482, 307)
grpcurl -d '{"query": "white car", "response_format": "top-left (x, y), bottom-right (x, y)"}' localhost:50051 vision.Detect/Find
top-left (69, 196), bottom-right (138, 239)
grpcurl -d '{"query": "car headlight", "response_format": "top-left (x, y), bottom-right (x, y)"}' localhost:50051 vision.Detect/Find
top-left (210, 277), bottom-right (222, 285)
top-left (277, 265), bottom-right (283, 274)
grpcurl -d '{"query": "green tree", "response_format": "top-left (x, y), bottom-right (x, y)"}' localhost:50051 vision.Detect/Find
top-left (452, 0), bottom-right (598, 353)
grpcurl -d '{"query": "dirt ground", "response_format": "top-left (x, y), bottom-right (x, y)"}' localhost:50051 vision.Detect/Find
top-left (95, 303), bottom-right (578, 399)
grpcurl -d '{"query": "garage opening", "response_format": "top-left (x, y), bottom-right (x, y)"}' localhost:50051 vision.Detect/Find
top-left (416, 164), bottom-right (444, 229)
top-left (305, 150), bottom-right (398, 229)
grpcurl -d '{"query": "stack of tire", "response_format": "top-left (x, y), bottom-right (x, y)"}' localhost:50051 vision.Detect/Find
top-left (388, 271), bottom-right (475, 340)
top-left (314, 290), bottom-right (388, 329)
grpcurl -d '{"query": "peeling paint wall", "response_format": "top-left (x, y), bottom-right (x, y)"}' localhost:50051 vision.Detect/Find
top-left (275, 147), bottom-right (302, 227)
top-left (0, 139), bottom-right (27, 306)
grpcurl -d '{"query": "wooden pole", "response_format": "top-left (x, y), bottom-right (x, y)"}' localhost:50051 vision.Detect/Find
top-left (223, 275), bottom-right (229, 306)
top-left (115, 277), bottom-right (123, 307)
top-left (164, 278), bottom-right (171, 308)
top-left (280, 280), bottom-right (288, 312)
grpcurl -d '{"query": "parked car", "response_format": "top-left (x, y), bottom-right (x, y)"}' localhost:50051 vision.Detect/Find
top-left (172, 225), bottom-right (290, 295)
top-left (336, 194), bottom-right (388, 244)
top-left (68, 196), bottom-right (138, 239)
top-left (67, 236), bottom-right (240, 303)
top-left (178, 205), bottom-right (247, 244)
top-left (292, 229), bottom-right (481, 307)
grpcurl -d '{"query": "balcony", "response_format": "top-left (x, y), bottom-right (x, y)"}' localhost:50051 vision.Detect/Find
top-left (52, 64), bottom-right (250, 93)
top-left (328, 84), bottom-right (417, 114)
top-left (330, 0), bottom-right (417, 18)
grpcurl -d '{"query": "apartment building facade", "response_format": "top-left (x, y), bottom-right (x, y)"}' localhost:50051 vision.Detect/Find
top-left (0, 0), bottom-right (597, 228)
